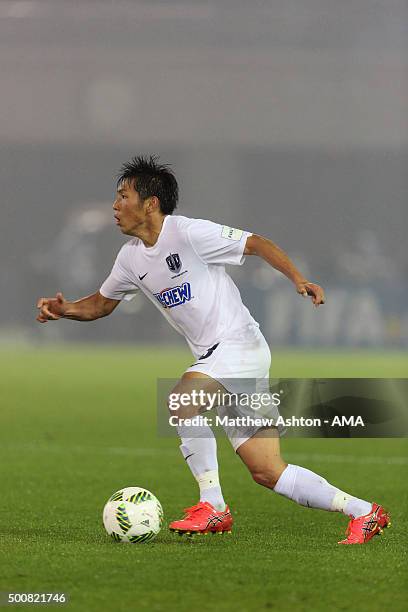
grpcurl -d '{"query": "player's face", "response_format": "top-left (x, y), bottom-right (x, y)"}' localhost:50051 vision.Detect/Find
top-left (113, 181), bottom-right (147, 236)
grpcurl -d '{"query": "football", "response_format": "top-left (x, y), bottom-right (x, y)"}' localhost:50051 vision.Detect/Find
top-left (103, 487), bottom-right (163, 543)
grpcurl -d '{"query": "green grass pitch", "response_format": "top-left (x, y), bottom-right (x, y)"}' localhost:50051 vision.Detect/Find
top-left (0, 347), bottom-right (407, 611)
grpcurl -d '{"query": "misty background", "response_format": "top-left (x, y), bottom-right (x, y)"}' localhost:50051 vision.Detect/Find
top-left (1, 0), bottom-right (406, 347)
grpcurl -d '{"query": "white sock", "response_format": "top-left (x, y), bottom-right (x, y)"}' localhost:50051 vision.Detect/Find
top-left (273, 464), bottom-right (372, 518)
top-left (177, 423), bottom-right (226, 511)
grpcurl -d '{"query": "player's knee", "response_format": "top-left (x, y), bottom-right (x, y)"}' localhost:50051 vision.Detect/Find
top-left (251, 465), bottom-right (285, 489)
top-left (251, 469), bottom-right (277, 489)
top-left (167, 395), bottom-right (195, 424)
top-left (167, 396), bottom-right (180, 424)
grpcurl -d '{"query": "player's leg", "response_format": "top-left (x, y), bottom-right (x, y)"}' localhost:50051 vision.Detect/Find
top-left (237, 427), bottom-right (371, 513)
top-left (235, 427), bottom-right (287, 486)
top-left (168, 372), bottom-right (233, 534)
top-left (236, 428), bottom-right (390, 543)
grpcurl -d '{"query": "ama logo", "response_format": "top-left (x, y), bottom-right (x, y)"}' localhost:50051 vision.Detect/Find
top-left (154, 282), bottom-right (192, 309)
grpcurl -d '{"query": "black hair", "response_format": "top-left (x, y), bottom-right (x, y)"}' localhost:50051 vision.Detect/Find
top-left (117, 155), bottom-right (178, 215)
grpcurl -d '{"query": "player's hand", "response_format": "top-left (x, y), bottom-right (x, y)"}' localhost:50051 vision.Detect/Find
top-left (296, 281), bottom-right (325, 307)
top-left (36, 292), bottom-right (67, 323)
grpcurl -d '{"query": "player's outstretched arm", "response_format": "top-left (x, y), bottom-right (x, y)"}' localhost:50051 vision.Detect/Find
top-left (244, 234), bottom-right (325, 307)
top-left (36, 291), bottom-right (120, 323)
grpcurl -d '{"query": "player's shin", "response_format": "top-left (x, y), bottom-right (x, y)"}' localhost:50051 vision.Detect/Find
top-left (273, 464), bottom-right (372, 518)
top-left (177, 423), bottom-right (226, 511)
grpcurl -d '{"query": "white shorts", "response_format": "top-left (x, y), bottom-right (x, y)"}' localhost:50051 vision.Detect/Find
top-left (185, 324), bottom-right (282, 451)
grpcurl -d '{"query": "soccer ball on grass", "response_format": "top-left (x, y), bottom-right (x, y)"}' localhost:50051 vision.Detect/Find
top-left (103, 486), bottom-right (163, 543)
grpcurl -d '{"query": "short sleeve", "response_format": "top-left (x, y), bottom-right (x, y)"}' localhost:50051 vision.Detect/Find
top-left (187, 219), bottom-right (252, 266)
top-left (99, 246), bottom-right (139, 302)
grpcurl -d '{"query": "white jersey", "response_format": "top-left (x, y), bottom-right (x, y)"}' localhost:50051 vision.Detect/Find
top-left (99, 215), bottom-right (258, 357)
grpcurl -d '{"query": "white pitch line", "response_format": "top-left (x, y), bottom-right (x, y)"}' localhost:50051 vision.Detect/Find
top-left (0, 443), bottom-right (173, 457)
top-left (0, 443), bottom-right (407, 465)
top-left (286, 452), bottom-right (408, 466)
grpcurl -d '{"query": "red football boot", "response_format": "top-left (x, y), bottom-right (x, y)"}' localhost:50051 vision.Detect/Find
top-left (169, 501), bottom-right (233, 536)
top-left (338, 503), bottom-right (391, 545)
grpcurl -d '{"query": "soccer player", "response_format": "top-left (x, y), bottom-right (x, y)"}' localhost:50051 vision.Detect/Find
top-left (37, 156), bottom-right (390, 544)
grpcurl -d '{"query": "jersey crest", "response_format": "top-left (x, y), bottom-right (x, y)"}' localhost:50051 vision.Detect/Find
top-left (166, 253), bottom-right (182, 273)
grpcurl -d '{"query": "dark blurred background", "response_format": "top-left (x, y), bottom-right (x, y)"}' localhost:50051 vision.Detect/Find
top-left (1, 0), bottom-right (406, 347)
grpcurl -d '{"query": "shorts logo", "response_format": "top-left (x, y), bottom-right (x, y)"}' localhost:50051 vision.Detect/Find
top-left (221, 226), bottom-right (243, 241)
top-left (154, 282), bottom-right (192, 309)
top-left (166, 253), bottom-right (182, 273)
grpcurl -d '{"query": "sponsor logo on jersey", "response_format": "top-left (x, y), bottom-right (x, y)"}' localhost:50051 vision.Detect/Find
top-left (154, 282), bottom-right (192, 308)
top-left (166, 253), bottom-right (182, 273)
top-left (221, 226), bottom-right (243, 241)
